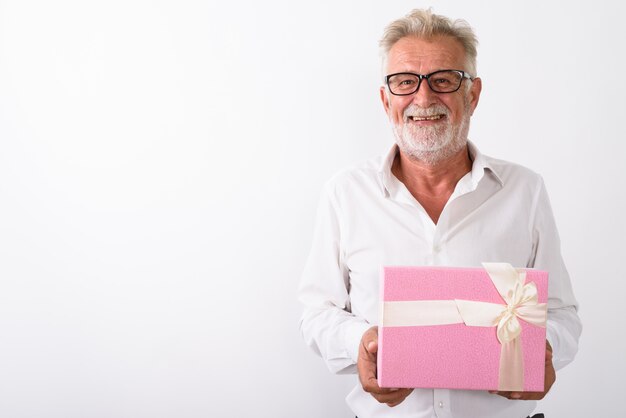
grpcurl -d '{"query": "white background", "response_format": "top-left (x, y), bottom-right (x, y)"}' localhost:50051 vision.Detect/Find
top-left (0, 1), bottom-right (623, 417)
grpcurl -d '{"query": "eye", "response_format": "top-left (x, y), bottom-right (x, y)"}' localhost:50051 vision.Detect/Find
top-left (390, 75), bottom-right (419, 89)
top-left (432, 77), bottom-right (452, 86)
top-left (388, 74), bottom-right (421, 94)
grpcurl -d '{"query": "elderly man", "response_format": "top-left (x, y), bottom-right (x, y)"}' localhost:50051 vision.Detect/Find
top-left (298, 9), bottom-right (581, 418)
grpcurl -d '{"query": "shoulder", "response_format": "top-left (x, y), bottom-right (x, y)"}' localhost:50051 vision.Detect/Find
top-left (484, 154), bottom-right (544, 190)
top-left (321, 154), bottom-right (386, 204)
top-left (324, 155), bottom-right (385, 191)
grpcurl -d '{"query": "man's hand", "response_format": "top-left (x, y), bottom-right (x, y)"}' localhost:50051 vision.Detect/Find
top-left (357, 326), bottom-right (413, 407)
top-left (489, 340), bottom-right (556, 400)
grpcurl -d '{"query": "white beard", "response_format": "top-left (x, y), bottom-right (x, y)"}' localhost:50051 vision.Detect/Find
top-left (391, 103), bottom-right (471, 166)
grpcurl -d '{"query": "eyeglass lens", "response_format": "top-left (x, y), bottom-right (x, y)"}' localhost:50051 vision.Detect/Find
top-left (388, 71), bottom-right (464, 95)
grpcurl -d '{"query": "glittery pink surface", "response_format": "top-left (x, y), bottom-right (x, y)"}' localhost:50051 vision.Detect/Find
top-left (377, 266), bottom-right (548, 391)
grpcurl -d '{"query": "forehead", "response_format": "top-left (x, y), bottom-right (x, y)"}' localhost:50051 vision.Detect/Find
top-left (386, 35), bottom-right (466, 74)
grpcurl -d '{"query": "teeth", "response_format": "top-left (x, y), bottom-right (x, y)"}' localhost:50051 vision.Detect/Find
top-left (411, 115), bottom-right (443, 121)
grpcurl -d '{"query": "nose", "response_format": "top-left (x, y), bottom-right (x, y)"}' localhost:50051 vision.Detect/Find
top-left (412, 79), bottom-right (438, 107)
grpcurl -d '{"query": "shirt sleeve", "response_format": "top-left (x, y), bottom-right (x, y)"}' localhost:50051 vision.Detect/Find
top-left (529, 177), bottom-right (583, 370)
top-left (298, 180), bottom-right (371, 374)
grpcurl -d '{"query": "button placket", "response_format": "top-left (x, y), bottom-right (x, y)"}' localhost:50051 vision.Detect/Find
top-left (433, 389), bottom-right (451, 417)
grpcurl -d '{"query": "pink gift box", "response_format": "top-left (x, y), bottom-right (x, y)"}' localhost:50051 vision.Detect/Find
top-left (377, 265), bottom-right (548, 391)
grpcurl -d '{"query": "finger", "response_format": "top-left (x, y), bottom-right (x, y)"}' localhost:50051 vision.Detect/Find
top-left (488, 390), bottom-right (511, 399)
top-left (513, 392), bottom-right (542, 401)
top-left (373, 388), bottom-right (413, 406)
top-left (358, 357), bottom-right (379, 390)
top-left (500, 390), bottom-right (546, 401)
top-left (357, 326), bottom-right (411, 404)
top-left (358, 344), bottom-right (383, 393)
top-left (358, 364), bottom-right (379, 393)
top-left (361, 375), bottom-right (399, 396)
top-left (386, 398), bottom-right (406, 407)
top-left (373, 392), bottom-right (406, 404)
top-left (362, 378), bottom-right (404, 403)
top-left (362, 329), bottom-right (378, 355)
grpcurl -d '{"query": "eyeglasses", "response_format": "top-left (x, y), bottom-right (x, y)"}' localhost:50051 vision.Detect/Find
top-left (385, 69), bottom-right (473, 96)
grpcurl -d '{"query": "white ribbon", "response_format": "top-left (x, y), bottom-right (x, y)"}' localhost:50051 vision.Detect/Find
top-left (382, 263), bottom-right (547, 391)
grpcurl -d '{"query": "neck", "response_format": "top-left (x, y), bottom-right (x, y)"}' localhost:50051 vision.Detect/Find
top-left (393, 145), bottom-right (472, 190)
top-left (391, 145), bottom-right (472, 223)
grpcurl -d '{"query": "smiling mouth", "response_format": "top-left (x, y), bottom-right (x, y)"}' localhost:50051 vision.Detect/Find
top-left (410, 114), bottom-right (444, 121)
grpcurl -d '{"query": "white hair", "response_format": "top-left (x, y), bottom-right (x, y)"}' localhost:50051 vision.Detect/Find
top-left (379, 9), bottom-right (479, 78)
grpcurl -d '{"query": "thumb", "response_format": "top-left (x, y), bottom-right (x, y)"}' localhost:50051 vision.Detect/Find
top-left (545, 341), bottom-right (553, 361)
top-left (367, 340), bottom-right (378, 355)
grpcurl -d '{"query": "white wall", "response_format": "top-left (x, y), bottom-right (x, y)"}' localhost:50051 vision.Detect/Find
top-left (0, 0), bottom-right (623, 417)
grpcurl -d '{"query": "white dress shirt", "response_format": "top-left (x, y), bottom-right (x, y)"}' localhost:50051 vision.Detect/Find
top-left (298, 142), bottom-right (582, 418)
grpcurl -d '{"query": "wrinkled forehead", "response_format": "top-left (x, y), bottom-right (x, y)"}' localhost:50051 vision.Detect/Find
top-left (386, 35), bottom-right (467, 74)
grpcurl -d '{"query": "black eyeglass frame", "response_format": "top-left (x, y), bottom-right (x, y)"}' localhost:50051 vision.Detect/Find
top-left (385, 69), bottom-right (474, 96)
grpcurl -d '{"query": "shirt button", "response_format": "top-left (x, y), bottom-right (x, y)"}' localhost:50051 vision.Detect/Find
top-left (433, 245), bottom-right (441, 253)
top-left (438, 401), bottom-right (444, 408)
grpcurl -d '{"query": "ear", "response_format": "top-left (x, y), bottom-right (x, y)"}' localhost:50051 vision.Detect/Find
top-left (380, 85), bottom-right (391, 115)
top-left (467, 77), bottom-right (482, 115)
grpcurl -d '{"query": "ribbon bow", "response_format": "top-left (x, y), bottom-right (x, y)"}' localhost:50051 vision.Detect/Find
top-left (455, 263), bottom-right (547, 390)
top-left (455, 263), bottom-right (546, 344)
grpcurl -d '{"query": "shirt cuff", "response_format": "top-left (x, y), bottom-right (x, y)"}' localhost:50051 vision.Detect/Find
top-left (345, 320), bottom-right (373, 364)
top-left (546, 319), bottom-right (580, 371)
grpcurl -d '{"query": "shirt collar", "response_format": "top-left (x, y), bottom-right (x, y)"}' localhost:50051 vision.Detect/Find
top-left (378, 141), bottom-right (504, 197)
top-left (467, 140), bottom-right (504, 188)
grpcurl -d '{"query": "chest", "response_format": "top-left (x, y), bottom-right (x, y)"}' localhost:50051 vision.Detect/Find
top-left (340, 189), bottom-right (536, 275)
